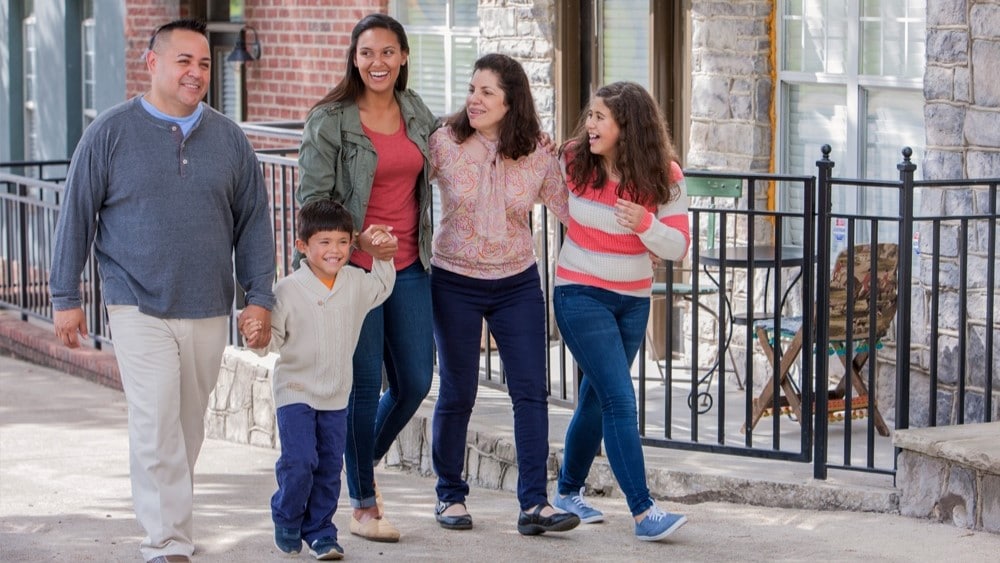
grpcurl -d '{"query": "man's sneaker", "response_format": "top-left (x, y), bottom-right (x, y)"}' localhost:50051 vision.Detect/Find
top-left (273, 526), bottom-right (302, 554)
top-left (553, 488), bottom-right (605, 523)
top-left (308, 537), bottom-right (344, 560)
top-left (635, 505), bottom-right (687, 541)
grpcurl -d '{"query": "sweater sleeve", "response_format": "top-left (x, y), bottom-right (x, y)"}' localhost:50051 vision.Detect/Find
top-left (364, 258), bottom-right (397, 311)
top-left (635, 162), bottom-right (691, 261)
top-left (232, 133), bottom-right (277, 310)
top-left (49, 128), bottom-right (107, 310)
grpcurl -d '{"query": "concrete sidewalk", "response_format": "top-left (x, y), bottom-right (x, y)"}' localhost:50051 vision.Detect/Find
top-left (2, 354), bottom-right (998, 562)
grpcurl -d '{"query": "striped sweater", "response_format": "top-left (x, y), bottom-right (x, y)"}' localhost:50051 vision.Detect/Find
top-left (555, 160), bottom-right (690, 297)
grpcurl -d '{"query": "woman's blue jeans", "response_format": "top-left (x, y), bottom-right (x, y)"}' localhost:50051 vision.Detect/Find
top-left (345, 262), bottom-right (434, 508)
top-left (554, 284), bottom-right (654, 517)
top-left (431, 265), bottom-right (550, 511)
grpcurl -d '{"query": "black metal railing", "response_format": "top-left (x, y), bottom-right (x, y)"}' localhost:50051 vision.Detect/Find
top-left (3, 148), bottom-right (998, 481)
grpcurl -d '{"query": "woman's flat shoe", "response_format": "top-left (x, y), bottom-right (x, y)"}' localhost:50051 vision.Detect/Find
top-left (349, 515), bottom-right (400, 543)
top-left (435, 501), bottom-right (473, 530)
top-left (517, 503), bottom-right (580, 536)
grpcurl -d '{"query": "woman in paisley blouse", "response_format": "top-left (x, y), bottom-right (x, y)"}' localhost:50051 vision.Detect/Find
top-left (426, 53), bottom-right (579, 537)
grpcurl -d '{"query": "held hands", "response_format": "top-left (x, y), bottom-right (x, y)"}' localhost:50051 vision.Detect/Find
top-left (615, 198), bottom-right (648, 232)
top-left (358, 224), bottom-right (398, 261)
top-left (53, 308), bottom-right (88, 349)
top-left (238, 304), bottom-right (271, 349)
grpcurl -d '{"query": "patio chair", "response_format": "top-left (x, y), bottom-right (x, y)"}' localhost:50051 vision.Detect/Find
top-left (646, 175), bottom-right (744, 410)
top-left (743, 243), bottom-right (898, 436)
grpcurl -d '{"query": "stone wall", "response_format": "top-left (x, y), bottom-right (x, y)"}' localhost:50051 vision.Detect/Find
top-left (685, 0), bottom-right (777, 384)
top-left (478, 0), bottom-right (557, 136)
top-left (895, 422), bottom-right (1000, 533)
top-left (902, 0), bottom-right (1000, 426)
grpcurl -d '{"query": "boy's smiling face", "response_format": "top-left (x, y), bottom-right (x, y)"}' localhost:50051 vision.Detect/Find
top-left (296, 229), bottom-right (353, 285)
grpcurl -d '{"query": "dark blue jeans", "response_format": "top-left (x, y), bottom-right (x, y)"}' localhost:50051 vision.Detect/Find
top-left (345, 262), bottom-right (434, 508)
top-left (554, 284), bottom-right (654, 517)
top-left (431, 265), bottom-right (550, 511)
top-left (272, 404), bottom-right (347, 544)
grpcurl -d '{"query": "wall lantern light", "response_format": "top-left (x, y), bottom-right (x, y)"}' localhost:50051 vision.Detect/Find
top-left (227, 25), bottom-right (262, 63)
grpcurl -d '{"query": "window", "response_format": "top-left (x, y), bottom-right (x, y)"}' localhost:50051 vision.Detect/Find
top-left (559, 1), bottom-right (682, 153)
top-left (392, 0), bottom-right (479, 116)
top-left (598, 0), bottom-right (651, 88)
top-left (82, 0), bottom-right (96, 128)
top-left (203, 1), bottom-right (246, 122)
top-left (210, 42), bottom-right (244, 121)
top-left (23, 14), bottom-right (38, 160)
top-left (778, 0), bottom-right (926, 245)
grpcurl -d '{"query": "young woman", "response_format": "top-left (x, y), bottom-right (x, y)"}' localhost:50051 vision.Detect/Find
top-left (427, 53), bottom-right (578, 536)
top-left (296, 13), bottom-right (436, 543)
top-left (551, 81), bottom-right (691, 542)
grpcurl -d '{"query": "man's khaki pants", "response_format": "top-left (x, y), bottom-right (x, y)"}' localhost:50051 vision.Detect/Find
top-left (107, 306), bottom-right (228, 561)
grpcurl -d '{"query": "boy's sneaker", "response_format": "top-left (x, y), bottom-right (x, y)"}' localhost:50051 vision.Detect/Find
top-left (553, 487), bottom-right (605, 523)
top-left (635, 505), bottom-right (687, 541)
top-left (273, 526), bottom-right (302, 554)
top-left (309, 537), bottom-right (344, 561)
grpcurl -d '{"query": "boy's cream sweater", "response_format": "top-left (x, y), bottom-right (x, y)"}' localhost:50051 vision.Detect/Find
top-left (258, 258), bottom-right (395, 411)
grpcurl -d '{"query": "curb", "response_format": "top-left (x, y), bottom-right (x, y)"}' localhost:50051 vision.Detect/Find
top-left (0, 311), bottom-right (900, 515)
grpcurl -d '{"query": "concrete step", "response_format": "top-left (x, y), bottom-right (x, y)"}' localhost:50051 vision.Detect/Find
top-left (894, 422), bottom-right (1000, 533)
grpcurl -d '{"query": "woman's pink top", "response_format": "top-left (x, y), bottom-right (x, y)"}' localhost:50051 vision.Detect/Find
top-left (353, 118), bottom-right (423, 271)
top-left (428, 127), bottom-right (569, 279)
top-left (555, 160), bottom-right (690, 297)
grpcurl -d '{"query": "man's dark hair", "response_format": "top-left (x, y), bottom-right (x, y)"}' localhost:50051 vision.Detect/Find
top-left (297, 200), bottom-right (355, 242)
top-left (148, 19), bottom-right (208, 52)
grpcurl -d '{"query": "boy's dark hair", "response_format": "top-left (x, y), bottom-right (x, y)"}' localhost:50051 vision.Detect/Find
top-left (148, 19), bottom-right (208, 52)
top-left (297, 199), bottom-right (355, 242)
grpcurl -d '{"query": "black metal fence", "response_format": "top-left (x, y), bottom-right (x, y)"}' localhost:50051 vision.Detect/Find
top-left (2, 148), bottom-right (997, 481)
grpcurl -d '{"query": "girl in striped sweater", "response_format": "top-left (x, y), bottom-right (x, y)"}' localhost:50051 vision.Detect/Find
top-left (551, 81), bottom-right (691, 542)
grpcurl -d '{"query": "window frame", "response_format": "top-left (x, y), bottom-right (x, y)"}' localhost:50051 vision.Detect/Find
top-left (23, 14), bottom-right (38, 160)
top-left (776, 0), bottom-right (926, 244)
top-left (391, 0), bottom-right (480, 116)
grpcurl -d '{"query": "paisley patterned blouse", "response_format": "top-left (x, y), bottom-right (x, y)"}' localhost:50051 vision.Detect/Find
top-left (428, 126), bottom-right (570, 279)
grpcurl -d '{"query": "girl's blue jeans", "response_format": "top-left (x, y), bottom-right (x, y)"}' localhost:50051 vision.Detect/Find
top-left (344, 261), bottom-right (434, 508)
top-left (554, 284), bottom-right (654, 517)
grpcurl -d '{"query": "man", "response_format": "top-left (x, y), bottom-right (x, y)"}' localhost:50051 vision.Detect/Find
top-left (49, 19), bottom-right (275, 563)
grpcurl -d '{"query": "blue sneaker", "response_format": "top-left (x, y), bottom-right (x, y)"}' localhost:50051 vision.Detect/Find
top-left (635, 505), bottom-right (687, 541)
top-left (273, 526), bottom-right (301, 554)
top-left (309, 537), bottom-right (344, 560)
top-left (553, 487), bottom-right (605, 523)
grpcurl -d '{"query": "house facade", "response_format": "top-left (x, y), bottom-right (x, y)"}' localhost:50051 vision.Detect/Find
top-left (2, 0), bottom-right (998, 424)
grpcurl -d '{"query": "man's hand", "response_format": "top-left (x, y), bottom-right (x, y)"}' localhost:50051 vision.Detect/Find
top-left (239, 304), bottom-right (272, 348)
top-left (54, 308), bottom-right (88, 349)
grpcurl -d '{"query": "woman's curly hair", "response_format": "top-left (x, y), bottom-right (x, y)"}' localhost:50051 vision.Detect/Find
top-left (562, 81), bottom-right (681, 207)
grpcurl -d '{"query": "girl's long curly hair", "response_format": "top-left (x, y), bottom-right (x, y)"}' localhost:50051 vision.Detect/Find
top-left (562, 81), bottom-right (681, 207)
top-left (444, 53), bottom-right (540, 161)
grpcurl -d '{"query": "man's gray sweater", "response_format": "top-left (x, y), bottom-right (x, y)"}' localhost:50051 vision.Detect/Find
top-left (50, 97), bottom-right (276, 318)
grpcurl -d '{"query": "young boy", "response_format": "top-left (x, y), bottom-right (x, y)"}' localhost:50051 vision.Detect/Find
top-left (243, 199), bottom-right (396, 560)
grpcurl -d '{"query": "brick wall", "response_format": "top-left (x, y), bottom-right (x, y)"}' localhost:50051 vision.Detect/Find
top-left (122, 1), bottom-right (385, 123)
top-left (243, 2), bottom-right (386, 123)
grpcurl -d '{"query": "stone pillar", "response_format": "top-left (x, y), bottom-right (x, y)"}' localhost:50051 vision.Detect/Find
top-left (478, 0), bottom-right (557, 136)
top-left (687, 0), bottom-right (775, 384)
top-left (903, 0), bottom-right (1000, 426)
